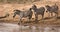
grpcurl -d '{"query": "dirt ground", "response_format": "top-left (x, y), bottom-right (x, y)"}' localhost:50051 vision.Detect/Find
top-left (0, 0), bottom-right (60, 32)
top-left (0, 0), bottom-right (59, 25)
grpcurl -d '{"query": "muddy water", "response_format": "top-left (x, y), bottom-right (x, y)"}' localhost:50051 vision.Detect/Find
top-left (19, 25), bottom-right (60, 32)
top-left (0, 23), bottom-right (20, 32)
top-left (0, 23), bottom-right (60, 32)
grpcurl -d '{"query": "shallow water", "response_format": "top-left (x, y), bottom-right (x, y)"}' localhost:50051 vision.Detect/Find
top-left (0, 23), bottom-right (20, 32)
top-left (0, 23), bottom-right (60, 32)
top-left (19, 25), bottom-right (60, 32)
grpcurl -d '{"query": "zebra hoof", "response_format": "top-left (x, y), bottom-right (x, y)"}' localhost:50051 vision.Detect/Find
top-left (18, 23), bottom-right (20, 25)
top-left (32, 18), bottom-right (35, 20)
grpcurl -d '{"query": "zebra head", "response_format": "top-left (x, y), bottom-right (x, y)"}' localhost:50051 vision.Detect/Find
top-left (13, 12), bottom-right (16, 18)
top-left (45, 5), bottom-right (51, 12)
top-left (29, 8), bottom-right (32, 11)
top-left (13, 9), bottom-right (21, 12)
top-left (31, 4), bottom-right (37, 11)
top-left (13, 9), bottom-right (21, 18)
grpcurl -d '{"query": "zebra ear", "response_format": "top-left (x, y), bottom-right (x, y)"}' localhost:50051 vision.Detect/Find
top-left (13, 9), bottom-right (17, 12)
top-left (13, 10), bottom-right (15, 12)
top-left (45, 5), bottom-right (49, 7)
top-left (30, 8), bottom-right (32, 10)
top-left (13, 15), bottom-right (15, 18)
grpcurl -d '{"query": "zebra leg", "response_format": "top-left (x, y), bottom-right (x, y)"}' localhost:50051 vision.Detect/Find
top-left (42, 14), bottom-right (44, 23)
top-left (53, 12), bottom-right (58, 21)
top-left (28, 16), bottom-right (32, 21)
top-left (13, 13), bottom-right (16, 18)
top-left (57, 13), bottom-right (58, 17)
top-left (35, 14), bottom-right (38, 23)
top-left (54, 12), bottom-right (58, 17)
top-left (51, 12), bottom-right (53, 17)
top-left (56, 12), bottom-right (58, 17)
top-left (18, 16), bottom-right (22, 25)
top-left (18, 18), bottom-right (22, 32)
top-left (48, 12), bottom-right (50, 17)
top-left (42, 14), bottom-right (44, 20)
top-left (18, 19), bottom-right (21, 25)
top-left (56, 12), bottom-right (58, 19)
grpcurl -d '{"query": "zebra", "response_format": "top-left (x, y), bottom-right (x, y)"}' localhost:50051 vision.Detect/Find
top-left (31, 4), bottom-right (45, 21)
top-left (45, 3), bottom-right (59, 17)
top-left (13, 8), bottom-right (33, 25)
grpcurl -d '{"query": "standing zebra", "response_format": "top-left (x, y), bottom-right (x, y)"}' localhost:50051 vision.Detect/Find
top-left (45, 3), bottom-right (59, 17)
top-left (13, 8), bottom-right (33, 25)
top-left (31, 4), bottom-right (45, 21)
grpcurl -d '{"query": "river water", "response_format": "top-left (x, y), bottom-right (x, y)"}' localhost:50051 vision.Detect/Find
top-left (0, 23), bottom-right (60, 32)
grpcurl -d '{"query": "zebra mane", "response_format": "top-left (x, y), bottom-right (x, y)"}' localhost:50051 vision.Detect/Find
top-left (46, 5), bottom-right (51, 9)
top-left (14, 9), bottom-right (21, 12)
top-left (32, 4), bottom-right (37, 9)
